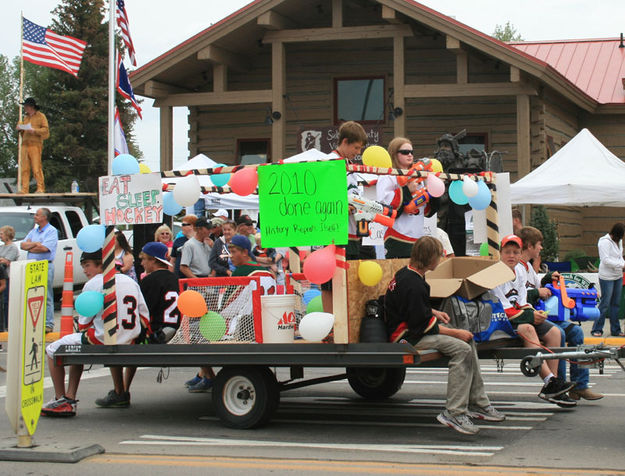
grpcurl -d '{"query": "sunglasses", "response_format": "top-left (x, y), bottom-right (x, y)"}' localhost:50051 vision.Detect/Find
top-left (397, 149), bottom-right (414, 155)
top-left (181, 223), bottom-right (192, 227)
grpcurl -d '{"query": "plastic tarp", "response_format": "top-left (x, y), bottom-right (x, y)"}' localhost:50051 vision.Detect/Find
top-left (511, 128), bottom-right (625, 207)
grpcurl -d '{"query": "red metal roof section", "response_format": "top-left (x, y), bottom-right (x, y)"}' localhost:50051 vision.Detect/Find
top-left (511, 39), bottom-right (625, 104)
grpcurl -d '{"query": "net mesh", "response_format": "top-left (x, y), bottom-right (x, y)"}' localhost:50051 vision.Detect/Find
top-left (170, 278), bottom-right (260, 344)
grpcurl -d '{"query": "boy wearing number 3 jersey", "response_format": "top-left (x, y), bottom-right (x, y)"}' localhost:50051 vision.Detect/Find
top-left (42, 249), bottom-right (149, 417)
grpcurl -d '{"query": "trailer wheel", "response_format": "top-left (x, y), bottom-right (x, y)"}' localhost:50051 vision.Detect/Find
top-left (520, 356), bottom-right (540, 377)
top-left (213, 366), bottom-right (279, 429)
top-left (346, 367), bottom-right (406, 400)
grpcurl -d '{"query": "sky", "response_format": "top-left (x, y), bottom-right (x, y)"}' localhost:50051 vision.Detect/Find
top-left (2, 0), bottom-right (625, 172)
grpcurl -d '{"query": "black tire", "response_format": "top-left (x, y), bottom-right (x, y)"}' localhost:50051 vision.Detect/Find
top-left (346, 367), bottom-right (406, 400)
top-left (213, 366), bottom-right (279, 429)
top-left (520, 356), bottom-right (540, 377)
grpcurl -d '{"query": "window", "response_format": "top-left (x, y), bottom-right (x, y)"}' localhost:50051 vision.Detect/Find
top-left (65, 211), bottom-right (83, 238)
top-left (334, 77), bottom-right (385, 124)
top-left (458, 133), bottom-right (488, 155)
top-left (237, 139), bottom-right (270, 165)
top-left (49, 213), bottom-right (67, 240)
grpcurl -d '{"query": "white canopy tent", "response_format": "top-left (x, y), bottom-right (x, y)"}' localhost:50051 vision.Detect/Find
top-left (511, 128), bottom-right (625, 206)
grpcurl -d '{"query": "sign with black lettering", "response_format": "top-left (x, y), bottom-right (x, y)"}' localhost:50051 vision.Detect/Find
top-left (258, 160), bottom-right (348, 247)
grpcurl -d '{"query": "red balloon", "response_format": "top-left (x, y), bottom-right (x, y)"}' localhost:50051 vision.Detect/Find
top-left (177, 290), bottom-right (207, 317)
top-left (303, 245), bottom-right (336, 284)
top-left (229, 167), bottom-right (258, 196)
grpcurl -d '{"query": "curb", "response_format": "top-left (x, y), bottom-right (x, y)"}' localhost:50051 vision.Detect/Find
top-left (0, 443), bottom-right (104, 463)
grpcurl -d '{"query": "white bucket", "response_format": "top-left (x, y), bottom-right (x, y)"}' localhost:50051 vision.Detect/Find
top-left (260, 294), bottom-right (297, 343)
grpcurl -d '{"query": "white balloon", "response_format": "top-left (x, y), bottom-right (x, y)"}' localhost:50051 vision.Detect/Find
top-left (298, 312), bottom-right (335, 341)
top-left (462, 176), bottom-right (479, 197)
top-left (173, 174), bottom-right (201, 207)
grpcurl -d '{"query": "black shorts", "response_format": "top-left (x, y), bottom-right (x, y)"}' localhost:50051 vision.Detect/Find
top-left (511, 319), bottom-right (556, 338)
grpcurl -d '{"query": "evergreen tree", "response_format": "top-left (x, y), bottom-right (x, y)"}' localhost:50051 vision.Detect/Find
top-left (492, 22), bottom-right (523, 42)
top-left (25, 0), bottom-right (141, 193)
top-left (530, 205), bottom-right (559, 261)
top-left (0, 56), bottom-right (21, 180)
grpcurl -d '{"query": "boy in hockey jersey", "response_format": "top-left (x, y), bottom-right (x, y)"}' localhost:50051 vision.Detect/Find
top-left (518, 226), bottom-right (603, 401)
top-left (42, 250), bottom-right (149, 417)
top-left (385, 236), bottom-right (504, 435)
top-left (491, 234), bottom-right (575, 406)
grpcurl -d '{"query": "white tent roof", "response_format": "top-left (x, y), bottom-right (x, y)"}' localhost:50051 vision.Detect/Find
top-left (510, 128), bottom-right (625, 207)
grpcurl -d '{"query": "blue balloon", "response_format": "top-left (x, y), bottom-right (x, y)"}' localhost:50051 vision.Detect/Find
top-left (302, 288), bottom-right (321, 305)
top-left (449, 180), bottom-right (469, 205)
top-left (76, 224), bottom-right (105, 252)
top-left (112, 154), bottom-right (140, 175)
top-left (211, 163), bottom-right (230, 187)
top-left (163, 191), bottom-right (183, 216)
top-left (75, 291), bottom-right (104, 317)
top-left (468, 180), bottom-right (492, 210)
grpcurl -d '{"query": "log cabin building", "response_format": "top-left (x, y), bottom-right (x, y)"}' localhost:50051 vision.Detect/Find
top-left (131, 0), bottom-right (625, 257)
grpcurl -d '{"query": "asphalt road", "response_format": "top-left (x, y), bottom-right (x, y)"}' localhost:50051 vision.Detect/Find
top-left (1, 347), bottom-right (625, 475)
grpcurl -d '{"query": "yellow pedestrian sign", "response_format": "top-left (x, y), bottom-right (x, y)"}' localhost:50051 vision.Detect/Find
top-left (20, 261), bottom-right (47, 435)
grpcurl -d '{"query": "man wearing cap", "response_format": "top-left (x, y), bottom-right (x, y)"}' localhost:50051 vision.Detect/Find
top-left (179, 218), bottom-right (213, 278)
top-left (235, 214), bottom-right (257, 249)
top-left (41, 249), bottom-right (148, 416)
top-left (16, 97), bottom-right (49, 193)
top-left (230, 234), bottom-right (275, 294)
top-left (171, 214), bottom-right (197, 278)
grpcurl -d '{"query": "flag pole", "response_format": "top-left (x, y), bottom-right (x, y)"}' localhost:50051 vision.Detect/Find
top-left (108, 1), bottom-right (115, 176)
top-left (17, 12), bottom-right (24, 193)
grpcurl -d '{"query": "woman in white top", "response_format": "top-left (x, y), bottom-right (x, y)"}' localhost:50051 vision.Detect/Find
top-left (376, 137), bottom-right (428, 258)
top-left (591, 223), bottom-right (625, 337)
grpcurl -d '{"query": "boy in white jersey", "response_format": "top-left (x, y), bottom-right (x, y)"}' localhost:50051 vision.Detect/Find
top-left (491, 235), bottom-right (575, 407)
top-left (518, 226), bottom-right (603, 401)
top-left (41, 250), bottom-right (148, 417)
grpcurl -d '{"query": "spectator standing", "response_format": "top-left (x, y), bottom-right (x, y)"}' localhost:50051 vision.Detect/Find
top-left (154, 224), bottom-right (174, 256)
top-left (179, 218), bottom-right (213, 278)
top-left (171, 215), bottom-right (197, 278)
top-left (209, 220), bottom-right (236, 276)
top-left (114, 231), bottom-right (137, 282)
top-left (235, 214), bottom-right (257, 249)
top-left (591, 223), bottom-right (625, 337)
top-left (0, 225), bottom-right (20, 330)
top-left (20, 208), bottom-right (58, 332)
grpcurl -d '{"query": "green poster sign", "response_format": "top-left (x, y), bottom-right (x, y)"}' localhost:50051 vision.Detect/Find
top-left (258, 160), bottom-right (348, 247)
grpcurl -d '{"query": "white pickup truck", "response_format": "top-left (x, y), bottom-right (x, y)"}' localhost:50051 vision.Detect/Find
top-left (1, 205), bottom-right (91, 289)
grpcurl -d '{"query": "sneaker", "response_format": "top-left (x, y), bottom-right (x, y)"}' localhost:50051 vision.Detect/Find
top-left (184, 374), bottom-right (202, 388)
top-left (538, 377), bottom-right (575, 401)
top-left (41, 396), bottom-right (77, 417)
top-left (45, 326), bottom-right (54, 334)
top-left (549, 393), bottom-right (578, 408)
top-left (436, 410), bottom-right (479, 435)
top-left (188, 377), bottom-right (213, 393)
top-left (569, 388), bottom-right (604, 401)
top-left (467, 405), bottom-right (506, 422)
top-left (95, 389), bottom-right (130, 408)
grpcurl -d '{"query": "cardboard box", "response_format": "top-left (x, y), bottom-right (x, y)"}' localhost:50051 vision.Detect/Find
top-left (426, 256), bottom-right (514, 300)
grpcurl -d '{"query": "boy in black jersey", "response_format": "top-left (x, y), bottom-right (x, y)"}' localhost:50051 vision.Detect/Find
top-left (385, 236), bottom-right (504, 435)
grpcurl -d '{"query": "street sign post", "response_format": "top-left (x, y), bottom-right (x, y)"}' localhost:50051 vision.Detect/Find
top-left (5, 260), bottom-right (47, 447)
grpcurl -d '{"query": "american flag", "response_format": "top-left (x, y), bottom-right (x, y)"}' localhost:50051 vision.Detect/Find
top-left (117, 56), bottom-right (142, 119)
top-left (22, 17), bottom-right (87, 77)
top-left (116, 0), bottom-right (136, 66)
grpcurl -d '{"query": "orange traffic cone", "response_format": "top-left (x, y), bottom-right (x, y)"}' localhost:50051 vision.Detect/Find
top-left (60, 251), bottom-right (74, 336)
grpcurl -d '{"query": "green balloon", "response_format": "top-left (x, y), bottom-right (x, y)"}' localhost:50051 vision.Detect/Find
top-left (306, 295), bottom-right (324, 313)
top-left (199, 311), bottom-right (226, 341)
top-left (479, 242), bottom-right (489, 256)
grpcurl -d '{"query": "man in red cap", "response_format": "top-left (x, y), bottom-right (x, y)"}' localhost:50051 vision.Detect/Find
top-left (16, 97), bottom-right (49, 193)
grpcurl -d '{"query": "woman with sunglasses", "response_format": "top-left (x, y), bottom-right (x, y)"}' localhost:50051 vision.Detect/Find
top-left (154, 224), bottom-right (174, 256)
top-left (376, 137), bottom-right (429, 258)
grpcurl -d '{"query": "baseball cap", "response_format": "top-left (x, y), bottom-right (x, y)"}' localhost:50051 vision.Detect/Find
top-left (214, 209), bottom-right (228, 219)
top-left (195, 217), bottom-right (213, 229)
top-left (80, 250), bottom-right (102, 262)
top-left (235, 214), bottom-right (255, 226)
top-left (229, 234), bottom-right (251, 253)
top-left (211, 217), bottom-right (226, 227)
top-left (501, 234), bottom-right (522, 248)
top-left (142, 242), bottom-right (172, 266)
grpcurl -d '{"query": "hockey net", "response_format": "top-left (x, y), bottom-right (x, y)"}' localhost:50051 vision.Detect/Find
top-left (170, 276), bottom-right (263, 344)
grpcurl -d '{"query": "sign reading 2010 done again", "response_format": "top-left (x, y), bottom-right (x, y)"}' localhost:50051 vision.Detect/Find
top-left (99, 173), bottom-right (163, 225)
top-left (258, 160), bottom-right (348, 247)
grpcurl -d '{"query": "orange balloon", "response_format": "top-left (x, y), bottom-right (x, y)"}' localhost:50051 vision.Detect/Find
top-left (177, 290), bottom-right (207, 317)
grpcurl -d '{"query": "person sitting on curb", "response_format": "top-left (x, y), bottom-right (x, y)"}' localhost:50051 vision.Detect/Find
top-left (41, 250), bottom-right (148, 416)
top-left (518, 226), bottom-right (603, 402)
top-left (385, 236), bottom-right (505, 435)
top-left (491, 234), bottom-right (576, 408)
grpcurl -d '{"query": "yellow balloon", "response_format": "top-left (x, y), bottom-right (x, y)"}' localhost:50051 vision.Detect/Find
top-left (139, 163), bottom-right (152, 174)
top-left (358, 261), bottom-right (383, 287)
top-left (362, 145), bottom-right (392, 168)
top-left (430, 158), bottom-right (443, 173)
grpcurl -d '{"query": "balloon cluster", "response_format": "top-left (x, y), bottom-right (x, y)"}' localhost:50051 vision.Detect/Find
top-left (449, 176), bottom-right (492, 210)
